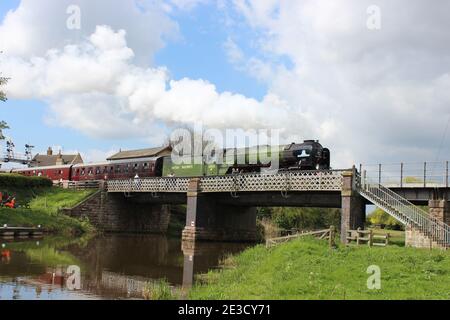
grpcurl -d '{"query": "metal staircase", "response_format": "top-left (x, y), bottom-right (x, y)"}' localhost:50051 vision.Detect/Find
top-left (358, 174), bottom-right (450, 249)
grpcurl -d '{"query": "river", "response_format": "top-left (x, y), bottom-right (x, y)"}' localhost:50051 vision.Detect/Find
top-left (0, 234), bottom-right (251, 300)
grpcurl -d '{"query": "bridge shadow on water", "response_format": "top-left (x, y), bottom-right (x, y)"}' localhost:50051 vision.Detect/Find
top-left (0, 234), bottom-right (252, 299)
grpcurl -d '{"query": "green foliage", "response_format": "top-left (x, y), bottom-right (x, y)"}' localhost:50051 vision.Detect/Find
top-left (189, 238), bottom-right (450, 300)
top-left (271, 207), bottom-right (341, 231)
top-left (0, 76), bottom-right (8, 102)
top-left (0, 173), bottom-right (53, 188)
top-left (0, 120), bottom-right (9, 140)
top-left (142, 279), bottom-right (178, 300)
top-left (367, 208), bottom-right (404, 230)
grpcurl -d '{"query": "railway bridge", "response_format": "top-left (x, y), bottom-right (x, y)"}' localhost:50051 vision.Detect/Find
top-left (67, 162), bottom-right (450, 249)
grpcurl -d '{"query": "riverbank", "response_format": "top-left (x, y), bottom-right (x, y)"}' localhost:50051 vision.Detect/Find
top-left (189, 237), bottom-right (450, 300)
top-left (0, 174), bottom-right (96, 235)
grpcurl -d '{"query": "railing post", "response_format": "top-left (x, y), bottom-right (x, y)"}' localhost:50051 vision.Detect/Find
top-left (362, 170), bottom-right (367, 189)
top-left (400, 162), bottom-right (403, 188)
top-left (446, 161), bottom-right (449, 189)
top-left (424, 162), bottom-right (427, 188)
top-left (378, 164), bottom-right (382, 185)
top-left (368, 229), bottom-right (373, 247)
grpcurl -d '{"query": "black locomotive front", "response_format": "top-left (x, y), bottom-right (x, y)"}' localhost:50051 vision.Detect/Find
top-left (281, 140), bottom-right (330, 170)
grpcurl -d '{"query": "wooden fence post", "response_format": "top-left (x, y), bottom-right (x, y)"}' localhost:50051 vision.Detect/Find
top-left (356, 227), bottom-right (361, 245)
top-left (329, 226), bottom-right (336, 248)
top-left (386, 233), bottom-right (390, 246)
top-left (368, 229), bottom-right (373, 247)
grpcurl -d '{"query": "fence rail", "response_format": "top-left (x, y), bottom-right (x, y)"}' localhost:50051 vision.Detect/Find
top-left (346, 228), bottom-right (390, 247)
top-left (266, 227), bottom-right (336, 248)
top-left (66, 180), bottom-right (101, 189)
top-left (360, 161), bottom-right (449, 188)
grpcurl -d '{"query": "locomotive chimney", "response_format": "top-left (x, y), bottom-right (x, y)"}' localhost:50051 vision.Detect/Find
top-left (47, 147), bottom-right (53, 156)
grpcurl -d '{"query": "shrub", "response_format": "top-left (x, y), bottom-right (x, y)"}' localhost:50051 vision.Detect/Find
top-left (0, 173), bottom-right (52, 188)
top-left (367, 208), bottom-right (404, 230)
top-left (142, 279), bottom-right (176, 300)
top-left (271, 207), bottom-right (340, 231)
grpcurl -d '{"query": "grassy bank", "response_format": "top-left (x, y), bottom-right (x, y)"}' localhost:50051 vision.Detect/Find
top-left (189, 238), bottom-right (450, 300)
top-left (0, 175), bottom-right (96, 235)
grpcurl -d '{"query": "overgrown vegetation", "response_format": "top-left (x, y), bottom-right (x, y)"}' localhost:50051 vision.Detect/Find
top-left (256, 207), bottom-right (341, 240)
top-left (0, 174), bottom-right (95, 235)
top-left (0, 173), bottom-right (53, 188)
top-left (366, 208), bottom-right (404, 230)
top-left (142, 279), bottom-right (180, 300)
top-left (189, 237), bottom-right (450, 300)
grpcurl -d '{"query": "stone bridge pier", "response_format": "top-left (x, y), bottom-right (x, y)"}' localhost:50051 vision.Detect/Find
top-left (182, 178), bottom-right (257, 242)
top-left (340, 170), bottom-right (366, 243)
top-left (429, 199), bottom-right (450, 225)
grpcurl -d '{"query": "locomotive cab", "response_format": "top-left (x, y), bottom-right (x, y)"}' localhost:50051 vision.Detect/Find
top-left (283, 140), bottom-right (330, 170)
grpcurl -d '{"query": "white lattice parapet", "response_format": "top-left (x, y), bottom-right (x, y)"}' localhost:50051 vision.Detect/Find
top-left (199, 170), bottom-right (344, 192)
top-left (107, 170), bottom-right (345, 193)
top-left (107, 177), bottom-right (191, 193)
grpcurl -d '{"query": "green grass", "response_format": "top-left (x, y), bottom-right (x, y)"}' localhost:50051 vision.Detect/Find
top-left (143, 279), bottom-right (180, 300)
top-left (189, 238), bottom-right (450, 300)
top-left (0, 183), bottom-right (96, 235)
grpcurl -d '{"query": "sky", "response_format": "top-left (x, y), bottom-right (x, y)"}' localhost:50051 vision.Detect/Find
top-left (0, 0), bottom-right (449, 169)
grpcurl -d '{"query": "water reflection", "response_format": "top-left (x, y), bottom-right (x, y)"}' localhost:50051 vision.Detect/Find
top-left (0, 234), bottom-right (251, 300)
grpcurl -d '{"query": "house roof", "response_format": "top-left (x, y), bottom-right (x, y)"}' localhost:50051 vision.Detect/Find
top-left (30, 153), bottom-right (83, 167)
top-left (107, 146), bottom-right (172, 161)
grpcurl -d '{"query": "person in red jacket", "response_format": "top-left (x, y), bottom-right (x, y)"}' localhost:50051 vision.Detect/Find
top-left (4, 197), bottom-right (16, 209)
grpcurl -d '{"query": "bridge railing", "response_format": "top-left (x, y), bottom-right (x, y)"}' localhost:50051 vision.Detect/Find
top-left (360, 161), bottom-right (449, 188)
top-left (199, 170), bottom-right (344, 193)
top-left (106, 170), bottom-right (346, 193)
top-left (107, 177), bottom-right (191, 193)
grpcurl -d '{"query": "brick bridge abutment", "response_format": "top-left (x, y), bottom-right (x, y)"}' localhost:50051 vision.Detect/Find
top-left (62, 189), bottom-right (171, 234)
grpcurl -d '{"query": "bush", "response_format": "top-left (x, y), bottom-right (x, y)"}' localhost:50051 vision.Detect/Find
top-left (0, 173), bottom-right (52, 188)
top-left (142, 279), bottom-right (177, 300)
top-left (271, 207), bottom-right (340, 231)
top-left (367, 208), bottom-right (404, 230)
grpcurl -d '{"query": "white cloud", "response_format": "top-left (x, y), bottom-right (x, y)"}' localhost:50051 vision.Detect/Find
top-left (226, 0), bottom-right (450, 166)
top-left (2, 26), bottom-right (306, 142)
top-left (0, 0), bottom-right (177, 65)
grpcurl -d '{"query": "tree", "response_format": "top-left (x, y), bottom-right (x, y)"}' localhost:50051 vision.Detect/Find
top-left (0, 76), bottom-right (7, 102)
top-left (0, 120), bottom-right (9, 140)
top-left (367, 208), bottom-right (404, 230)
top-left (0, 71), bottom-right (9, 139)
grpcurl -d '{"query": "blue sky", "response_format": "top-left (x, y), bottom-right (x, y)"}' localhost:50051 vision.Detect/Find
top-left (1, 1), bottom-right (450, 167)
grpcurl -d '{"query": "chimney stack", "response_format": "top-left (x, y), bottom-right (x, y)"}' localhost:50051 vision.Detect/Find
top-left (47, 147), bottom-right (53, 156)
top-left (56, 150), bottom-right (64, 165)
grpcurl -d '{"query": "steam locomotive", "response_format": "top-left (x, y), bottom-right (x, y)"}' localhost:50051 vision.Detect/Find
top-left (11, 140), bottom-right (330, 182)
